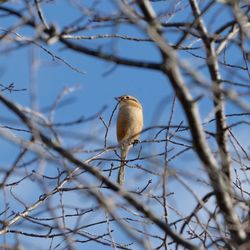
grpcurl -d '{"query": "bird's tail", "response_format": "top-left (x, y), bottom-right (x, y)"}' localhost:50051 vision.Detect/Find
top-left (117, 146), bottom-right (129, 185)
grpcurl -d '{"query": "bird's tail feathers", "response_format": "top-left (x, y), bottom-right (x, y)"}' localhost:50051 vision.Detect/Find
top-left (117, 146), bottom-right (129, 185)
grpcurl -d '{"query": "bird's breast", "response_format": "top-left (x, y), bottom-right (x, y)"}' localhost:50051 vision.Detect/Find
top-left (116, 105), bottom-right (143, 144)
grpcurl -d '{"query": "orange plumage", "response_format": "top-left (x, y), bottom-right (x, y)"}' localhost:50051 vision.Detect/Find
top-left (116, 95), bottom-right (143, 185)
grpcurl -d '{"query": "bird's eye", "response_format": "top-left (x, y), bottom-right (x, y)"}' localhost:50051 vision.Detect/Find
top-left (125, 96), bottom-right (129, 99)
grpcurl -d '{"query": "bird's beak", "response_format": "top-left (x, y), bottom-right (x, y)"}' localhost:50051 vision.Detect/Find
top-left (114, 96), bottom-right (121, 102)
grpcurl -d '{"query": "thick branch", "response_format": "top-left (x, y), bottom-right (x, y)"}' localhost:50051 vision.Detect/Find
top-left (60, 37), bottom-right (161, 70)
top-left (189, 0), bottom-right (231, 185)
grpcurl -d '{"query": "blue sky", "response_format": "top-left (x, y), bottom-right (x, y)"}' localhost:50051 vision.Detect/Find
top-left (0, 0), bottom-right (249, 249)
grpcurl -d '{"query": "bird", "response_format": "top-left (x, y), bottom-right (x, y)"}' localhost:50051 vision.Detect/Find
top-left (115, 95), bottom-right (143, 185)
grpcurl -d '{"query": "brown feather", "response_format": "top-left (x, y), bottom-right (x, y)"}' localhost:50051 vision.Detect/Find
top-left (116, 95), bottom-right (143, 185)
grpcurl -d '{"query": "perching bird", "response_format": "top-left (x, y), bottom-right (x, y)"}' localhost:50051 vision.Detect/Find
top-left (116, 95), bottom-right (143, 185)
